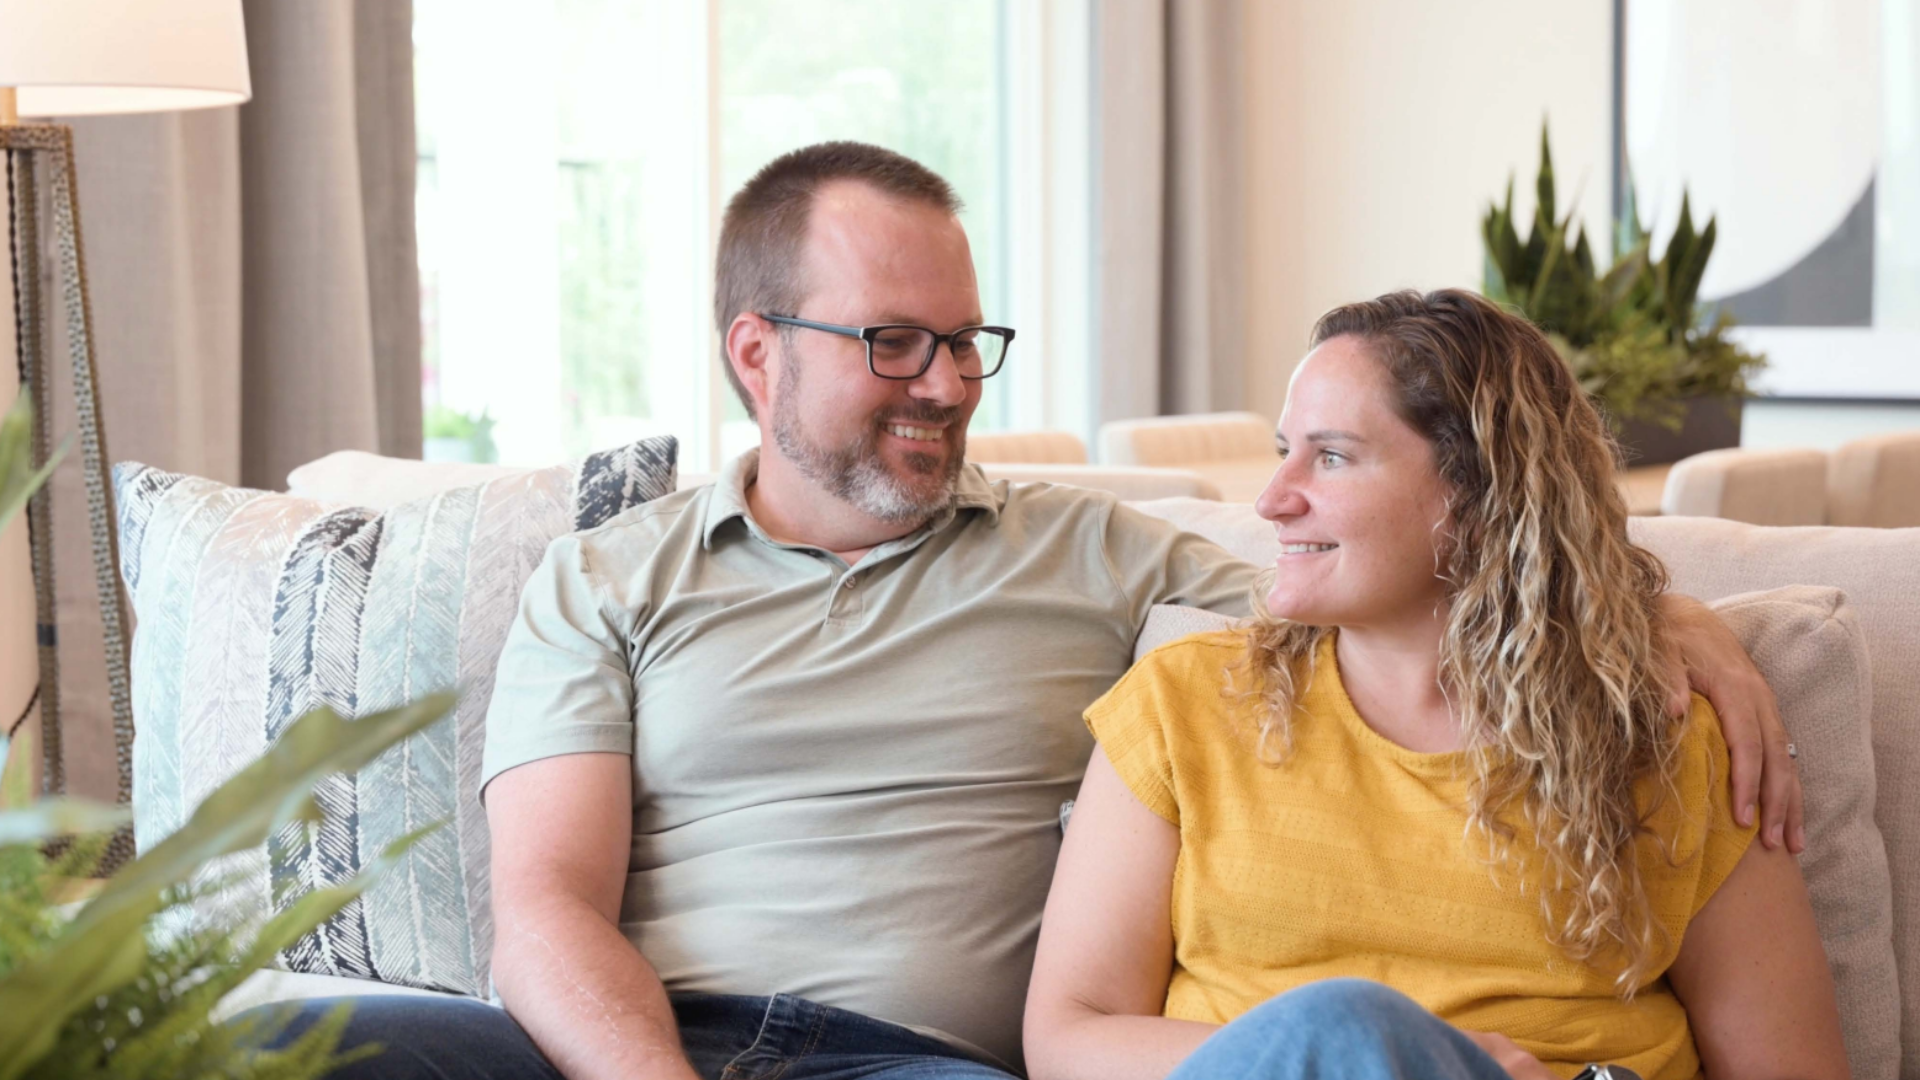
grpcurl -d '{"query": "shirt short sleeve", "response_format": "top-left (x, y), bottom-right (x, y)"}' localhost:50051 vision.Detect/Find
top-left (1099, 501), bottom-right (1258, 626)
top-left (1678, 696), bottom-right (1760, 918)
top-left (479, 533), bottom-right (638, 800)
top-left (1083, 642), bottom-right (1191, 827)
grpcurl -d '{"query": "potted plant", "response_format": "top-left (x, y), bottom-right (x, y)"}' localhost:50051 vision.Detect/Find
top-left (1482, 127), bottom-right (1767, 465)
top-left (1, 391), bottom-right (452, 1079)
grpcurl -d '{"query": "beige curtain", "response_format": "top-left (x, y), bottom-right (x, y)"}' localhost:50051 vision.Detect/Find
top-left (1093, 0), bottom-right (1248, 427)
top-left (8, 0), bottom-right (419, 800)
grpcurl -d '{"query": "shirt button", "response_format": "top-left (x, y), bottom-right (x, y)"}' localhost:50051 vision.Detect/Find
top-left (843, 577), bottom-right (857, 589)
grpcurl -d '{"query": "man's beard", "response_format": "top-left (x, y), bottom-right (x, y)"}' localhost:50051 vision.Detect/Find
top-left (770, 357), bottom-right (966, 525)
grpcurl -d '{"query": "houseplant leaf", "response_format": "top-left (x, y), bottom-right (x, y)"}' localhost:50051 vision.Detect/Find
top-left (73, 825), bottom-right (441, 1080)
top-left (0, 725), bottom-right (33, 811)
top-left (1670, 215), bottom-right (1717, 334)
top-left (0, 882), bottom-right (158, 1080)
top-left (0, 798), bottom-right (130, 846)
top-left (84, 693), bottom-right (454, 924)
top-left (0, 392), bottom-right (70, 537)
top-left (1534, 123), bottom-right (1556, 228)
top-left (0, 692), bottom-right (454, 1077)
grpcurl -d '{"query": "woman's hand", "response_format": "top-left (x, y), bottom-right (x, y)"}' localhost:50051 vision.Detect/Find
top-left (1459, 1031), bottom-right (1556, 1080)
top-left (1656, 593), bottom-right (1805, 852)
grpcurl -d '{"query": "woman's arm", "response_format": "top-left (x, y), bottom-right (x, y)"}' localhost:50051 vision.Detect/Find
top-left (1666, 837), bottom-right (1848, 1079)
top-left (1023, 748), bottom-right (1220, 1080)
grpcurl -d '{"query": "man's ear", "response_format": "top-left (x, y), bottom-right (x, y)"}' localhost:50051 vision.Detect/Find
top-left (725, 313), bottom-right (777, 417)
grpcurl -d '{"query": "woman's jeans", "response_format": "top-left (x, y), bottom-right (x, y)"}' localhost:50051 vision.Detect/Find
top-left (1168, 979), bottom-right (1515, 1080)
top-left (248, 979), bottom-right (1511, 1079)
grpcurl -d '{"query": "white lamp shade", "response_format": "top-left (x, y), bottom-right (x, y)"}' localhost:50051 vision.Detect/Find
top-left (0, 0), bottom-right (250, 117)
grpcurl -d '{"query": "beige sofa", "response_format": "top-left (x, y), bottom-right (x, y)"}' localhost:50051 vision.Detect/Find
top-left (228, 456), bottom-right (1916, 1078)
top-left (1661, 430), bottom-right (1920, 527)
top-left (1830, 431), bottom-right (1920, 527)
top-left (962, 429), bottom-right (1089, 464)
top-left (1098, 411), bottom-right (1278, 502)
top-left (1661, 447), bottom-right (1830, 524)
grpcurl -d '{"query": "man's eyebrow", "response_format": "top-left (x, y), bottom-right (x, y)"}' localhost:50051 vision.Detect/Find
top-left (870, 313), bottom-right (986, 328)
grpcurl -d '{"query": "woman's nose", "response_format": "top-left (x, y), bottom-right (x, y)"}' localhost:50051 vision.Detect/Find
top-left (1254, 461), bottom-right (1306, 521)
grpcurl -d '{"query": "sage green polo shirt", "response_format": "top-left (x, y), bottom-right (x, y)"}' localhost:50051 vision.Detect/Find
top-left (481, 451), bottom-right (1256, 1071)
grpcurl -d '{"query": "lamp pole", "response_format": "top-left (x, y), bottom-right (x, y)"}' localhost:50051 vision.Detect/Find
top-left (4, 106), bottom-right (137, 870)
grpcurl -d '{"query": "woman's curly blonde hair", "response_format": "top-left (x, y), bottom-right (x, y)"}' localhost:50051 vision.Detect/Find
top-left (1241, 288), bottom-right (1681, 994)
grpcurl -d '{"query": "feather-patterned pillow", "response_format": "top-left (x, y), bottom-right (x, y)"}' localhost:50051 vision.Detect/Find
top-left (113, 437), bottom-right (676, 997)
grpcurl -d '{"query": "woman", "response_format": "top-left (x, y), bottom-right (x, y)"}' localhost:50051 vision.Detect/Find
top-left (1022, 290), bottom-right (1845, 1080)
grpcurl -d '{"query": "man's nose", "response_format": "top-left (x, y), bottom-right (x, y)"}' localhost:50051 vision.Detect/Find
top-left (908, 339), bottom-right (968, 404)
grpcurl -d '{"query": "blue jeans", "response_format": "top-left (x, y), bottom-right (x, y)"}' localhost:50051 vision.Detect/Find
top-left (246, 991), bottom-right (1015, 1080)
top-left (252, 980), bottom-right (1510, 1080)
top-left (1167, 979), bottom-right (1514, 1080)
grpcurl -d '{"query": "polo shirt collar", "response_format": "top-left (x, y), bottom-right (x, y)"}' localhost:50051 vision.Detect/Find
top-left (702, 448), bottom-right (1005, 550)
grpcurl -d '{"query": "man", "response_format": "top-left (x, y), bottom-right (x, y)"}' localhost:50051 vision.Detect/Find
top-left (285, 142), bottom-right (1799, 1080)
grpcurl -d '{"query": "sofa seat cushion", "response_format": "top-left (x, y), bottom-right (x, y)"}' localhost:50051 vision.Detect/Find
top-left (114, 437), bottom-right (677, 999)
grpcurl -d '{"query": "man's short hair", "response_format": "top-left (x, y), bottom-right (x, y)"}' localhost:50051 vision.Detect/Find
top-left (713, 141), bottom-right (964, 418)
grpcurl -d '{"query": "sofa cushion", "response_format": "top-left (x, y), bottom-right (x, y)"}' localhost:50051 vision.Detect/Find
top-left (1705, 586), bottom-right (1896, 1079)
top-left (286, 447), bottom-right (709, 511)
top-left (114, 436), bottom-right (677, 998)
top-left (1130, 581), bottom-right (1895, 1079)
top-left (1626, 518), bottom-right (1920, 1078)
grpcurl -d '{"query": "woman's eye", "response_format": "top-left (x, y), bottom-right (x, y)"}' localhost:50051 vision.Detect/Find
top-left (1318, 451), bottom-right (1341, 468)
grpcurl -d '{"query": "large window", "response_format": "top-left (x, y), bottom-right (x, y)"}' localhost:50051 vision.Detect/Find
top-left (415, 0), bottom-right (1089, 471)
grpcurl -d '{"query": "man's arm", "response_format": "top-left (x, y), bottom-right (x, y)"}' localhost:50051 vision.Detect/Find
top-left (1657, 594), bottom-right (1805, 852)
top-left (488, 753), bottom-right (700, 1080)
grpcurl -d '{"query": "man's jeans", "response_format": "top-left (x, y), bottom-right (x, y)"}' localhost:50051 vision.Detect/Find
top-left (255, 979), bottom-right (1512, 1079)
top-left (253, 991), bottom-right (1016, 1079)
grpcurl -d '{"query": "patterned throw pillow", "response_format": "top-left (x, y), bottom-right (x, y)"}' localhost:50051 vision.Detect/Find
top-left (114, 437), bottom-right (676, 998)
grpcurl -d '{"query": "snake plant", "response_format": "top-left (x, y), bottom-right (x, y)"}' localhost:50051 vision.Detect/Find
top-left (1483, 125), bottom-right (1765, 427)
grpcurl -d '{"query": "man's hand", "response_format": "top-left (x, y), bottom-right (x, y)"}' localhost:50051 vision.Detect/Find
top-left (1459, 1031), bottom-right (1555, 1080)
top-left (1656, 593), bottom-right (1805, 852)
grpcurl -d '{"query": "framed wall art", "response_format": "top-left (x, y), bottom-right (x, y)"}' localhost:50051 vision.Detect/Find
top-left (1616, 0), bottom-right (1919, 401)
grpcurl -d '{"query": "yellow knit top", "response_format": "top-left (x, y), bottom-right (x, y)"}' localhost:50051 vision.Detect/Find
top-left (1083, 631), bottom-right (1756, 1080)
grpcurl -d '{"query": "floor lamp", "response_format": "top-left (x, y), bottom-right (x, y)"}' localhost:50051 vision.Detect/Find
top-left (1, 0), bottom-right (250, 869)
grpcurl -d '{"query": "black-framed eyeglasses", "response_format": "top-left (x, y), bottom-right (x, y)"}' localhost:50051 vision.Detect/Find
top-left (760, 314), bottom-right (1014, 380)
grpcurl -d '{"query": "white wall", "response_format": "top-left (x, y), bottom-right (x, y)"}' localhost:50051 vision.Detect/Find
top-left (1239, 0), bottom-right (1617, 420)
top-left (1234, 0), bottom-right (1920, 447)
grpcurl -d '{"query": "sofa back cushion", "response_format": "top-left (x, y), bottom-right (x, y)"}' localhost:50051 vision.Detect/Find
top-left (114, 437), bottom-right (676, 998)
top-left (1703, 586), bottom-right (1896, 1078)
top-left (1132, 581), bottom-right (1897, 1079)
top-left (1627, 518), bottom-right (1920, 1078)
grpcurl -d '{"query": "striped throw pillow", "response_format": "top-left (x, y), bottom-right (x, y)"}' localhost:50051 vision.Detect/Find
top-left (113, 437), bottom-right (675, 997)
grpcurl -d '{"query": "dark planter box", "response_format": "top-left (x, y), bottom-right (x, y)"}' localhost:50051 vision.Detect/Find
top-left (1613, 396), bottom-right (1744, 467)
